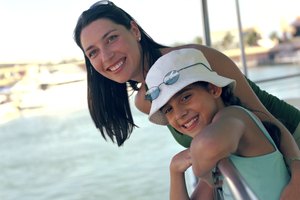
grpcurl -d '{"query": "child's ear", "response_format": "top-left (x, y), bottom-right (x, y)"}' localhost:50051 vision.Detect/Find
top-left (208, 83), bottom-right (222, 98)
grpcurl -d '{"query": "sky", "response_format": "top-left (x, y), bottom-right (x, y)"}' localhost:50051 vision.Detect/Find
top-left (1, 0), bottom-right (300, 63)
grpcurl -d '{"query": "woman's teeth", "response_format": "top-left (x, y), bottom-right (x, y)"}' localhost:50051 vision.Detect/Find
top-left (109, 60), bottom-right (124, 71)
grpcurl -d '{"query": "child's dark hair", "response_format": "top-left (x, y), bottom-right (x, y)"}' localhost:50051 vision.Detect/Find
top-left (197, 82), bottom-right (281, 148)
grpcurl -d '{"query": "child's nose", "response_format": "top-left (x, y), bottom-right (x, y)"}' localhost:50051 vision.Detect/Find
top-left (175, 107), bottom-right (188, 121)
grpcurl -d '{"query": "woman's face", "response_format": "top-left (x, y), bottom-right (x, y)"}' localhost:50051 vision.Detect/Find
top-left (80, 19), bottom-right (143, 83)
top-left (161, 84), bottom-right (220, 138)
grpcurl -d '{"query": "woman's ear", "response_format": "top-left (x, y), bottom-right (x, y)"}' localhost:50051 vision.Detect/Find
top-left (208, 83), bottom-right (222, 98)
top-left (130, 21), bottom-right (141, 41)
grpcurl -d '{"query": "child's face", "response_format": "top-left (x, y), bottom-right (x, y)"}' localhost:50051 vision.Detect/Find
top-left (161, 83), bottom-right (221, 138)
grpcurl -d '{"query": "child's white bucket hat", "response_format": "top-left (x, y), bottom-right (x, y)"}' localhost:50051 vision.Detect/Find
top-left (146, 48), bottom-right (236, 125)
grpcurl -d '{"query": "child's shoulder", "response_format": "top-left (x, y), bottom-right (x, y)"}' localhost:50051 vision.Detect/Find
top-left (215, 105), bottom-right (252, 120)
top-left (212, 106), bottom-right (261, 130)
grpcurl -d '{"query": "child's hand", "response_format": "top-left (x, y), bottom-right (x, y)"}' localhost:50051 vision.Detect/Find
top-left (200, 171), bottom-right (215, 187)
top-left (195, 168), bottom-right (223, 188)
top-left (170, 149), bottom-right (192, 174)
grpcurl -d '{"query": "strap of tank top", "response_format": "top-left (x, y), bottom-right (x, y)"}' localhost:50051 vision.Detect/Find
top-left (232, 105), bottom-right (277, 149)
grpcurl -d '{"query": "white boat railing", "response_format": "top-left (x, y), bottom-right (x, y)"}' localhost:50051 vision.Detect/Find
top-left (214, 158), bottom-right (259, 200)
top-left (190, 157), bottom-right (259, 199)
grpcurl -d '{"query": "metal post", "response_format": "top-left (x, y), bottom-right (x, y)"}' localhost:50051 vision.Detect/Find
top-left (235, 0), bottom-right (248, 76)
top-left (201, 0), bottom-right (211, 46)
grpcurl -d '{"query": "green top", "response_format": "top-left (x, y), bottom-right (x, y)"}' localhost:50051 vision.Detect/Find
top-left (247, 77), bottom-right (300, 133)
top-left (223, 106), bottom-right (289, 200)
top-left (168, 77), bottom-right (300, 148)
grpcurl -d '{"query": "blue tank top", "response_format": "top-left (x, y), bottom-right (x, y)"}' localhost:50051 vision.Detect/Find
top-left (222, 106), bottom-right (290, 200)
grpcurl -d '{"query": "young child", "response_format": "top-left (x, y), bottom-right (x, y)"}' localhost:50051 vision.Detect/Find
top-left (145, 48), bottom-right (290, 200)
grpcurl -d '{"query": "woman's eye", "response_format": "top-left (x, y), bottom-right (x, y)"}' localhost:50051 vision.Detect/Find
top-left (88, 49), bottom-right (97, 58)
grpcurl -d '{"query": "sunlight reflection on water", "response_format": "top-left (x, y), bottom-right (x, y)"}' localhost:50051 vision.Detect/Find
top-left (0, 64), bottom-right (299, 200)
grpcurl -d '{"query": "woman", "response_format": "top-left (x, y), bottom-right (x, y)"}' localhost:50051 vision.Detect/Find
top-left (74, 1), bottom-right (300, 198)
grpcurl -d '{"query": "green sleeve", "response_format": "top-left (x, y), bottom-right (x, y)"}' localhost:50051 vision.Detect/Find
top-left (167, 125), bottom-right (192, 148)
top-left (246, 77), bottom-right (300, 134)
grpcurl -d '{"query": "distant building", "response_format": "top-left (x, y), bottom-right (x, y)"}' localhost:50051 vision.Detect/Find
top-left (291, 16), bottom-right (300, 37)
top-left (269, 39), bottom-right (300, 64)
top-left (222, 46), bottom-right (270, 67)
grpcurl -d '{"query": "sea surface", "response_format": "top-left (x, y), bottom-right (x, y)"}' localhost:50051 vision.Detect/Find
top-left (0, 64), bottom-right (299, 200)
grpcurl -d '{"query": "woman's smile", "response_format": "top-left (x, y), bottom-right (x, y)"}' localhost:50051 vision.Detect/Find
top-left (106, 58), bottom-right (125, 73)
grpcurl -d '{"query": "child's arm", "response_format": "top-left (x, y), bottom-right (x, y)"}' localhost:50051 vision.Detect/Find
top-left (190, 110), bottom-right (245, 180)
top-left (169, 149), bottom-right (191, 200)
top-left (190, 178), bottom-right (214, 200)
top-left (169, 149), bottom-right (215, 200)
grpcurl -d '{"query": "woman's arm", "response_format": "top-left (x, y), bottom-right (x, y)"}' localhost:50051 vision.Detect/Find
top-left (280, 161), bottom-right (300, 200)
top-left (246, 77), bottom-right (300, 134)
top-left (178, 44), bottom-right (300, 159)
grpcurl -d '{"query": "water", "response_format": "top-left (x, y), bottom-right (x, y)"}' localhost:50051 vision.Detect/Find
top-left (0, 112), bottom-right (179, 200)
top-left (248, 64), bottom-right (300, 101)
top-left (0, 82), bottom-right (186, 200)
top-left (0, 64), bottom-right (299, 200)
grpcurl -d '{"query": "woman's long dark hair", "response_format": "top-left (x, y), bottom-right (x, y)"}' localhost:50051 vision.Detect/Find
top-left (197, 82), bottom-right (281, 148)
top-left (74, 1), bottom-right (167, 146)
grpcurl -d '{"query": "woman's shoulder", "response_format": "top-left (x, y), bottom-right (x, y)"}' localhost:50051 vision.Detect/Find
top-left (160, 44), bottom-right (233, 65)
top-left (161, 44), bottom-right (209, 54)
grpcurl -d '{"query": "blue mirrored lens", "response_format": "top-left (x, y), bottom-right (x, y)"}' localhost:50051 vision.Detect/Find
top-left (164, 70), bottom-right (179, 85)
top-left (145, 87), bottom-right (160, 101)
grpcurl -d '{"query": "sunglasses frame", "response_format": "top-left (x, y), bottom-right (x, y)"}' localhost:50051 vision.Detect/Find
top-left (145, 62), bottom-right (212, 101)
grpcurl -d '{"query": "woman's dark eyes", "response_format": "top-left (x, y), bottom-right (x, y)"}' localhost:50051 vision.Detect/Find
top-left (88, 50), bottom-right (97, 58)
top-left (87, 35), bottom-right (118, 58)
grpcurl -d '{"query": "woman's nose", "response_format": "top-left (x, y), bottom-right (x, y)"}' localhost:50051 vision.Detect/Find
top-left (101, 47), bottom-right (114, 62)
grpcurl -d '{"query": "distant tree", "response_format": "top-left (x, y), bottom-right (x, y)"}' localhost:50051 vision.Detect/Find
top-left (221, 32), bottom-right (234, 49)
top-left (193, 36), bottom-right (203, 45)
top-left (172, 36), bottom-right (203, 47)
top-left (172, 41), bottom-right (185, 46)
top-left (269, 31), bottom-right (282, 43)
top-left (244, 29), bottom-right (261, 46)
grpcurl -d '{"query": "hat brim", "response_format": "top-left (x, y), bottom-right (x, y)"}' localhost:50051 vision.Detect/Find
top-left (148, 69), bottom-right (235, 125)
